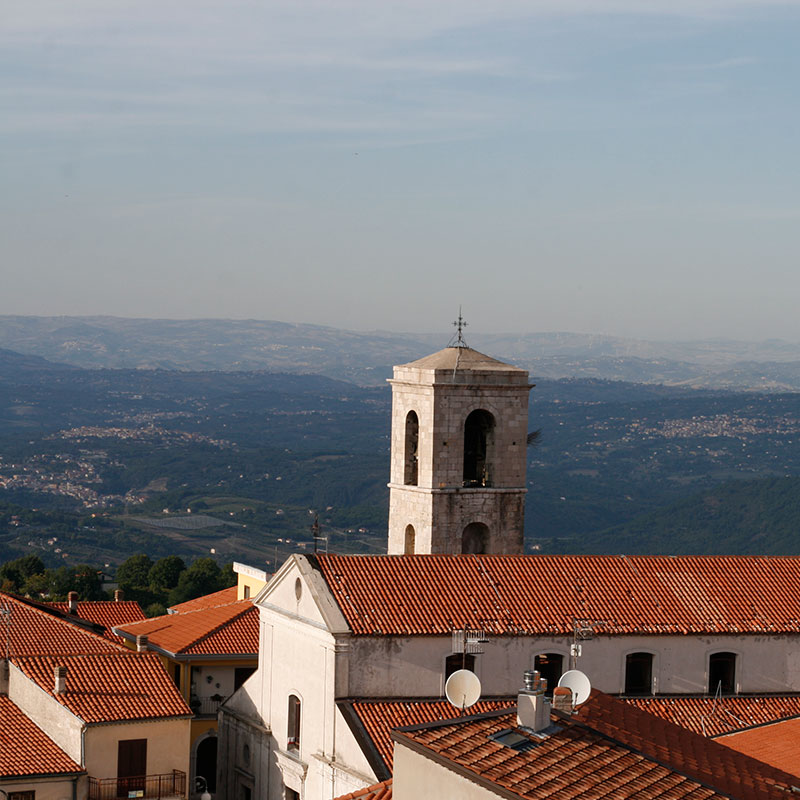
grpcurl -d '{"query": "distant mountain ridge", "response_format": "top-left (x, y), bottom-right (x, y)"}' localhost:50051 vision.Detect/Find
top-left (3, 315), bottom-right (800, 390)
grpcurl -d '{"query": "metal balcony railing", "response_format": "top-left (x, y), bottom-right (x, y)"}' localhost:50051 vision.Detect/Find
top-left (190, 695), bottom-right (227, 717)
top-left (88, 770), bottom-right (186, 800)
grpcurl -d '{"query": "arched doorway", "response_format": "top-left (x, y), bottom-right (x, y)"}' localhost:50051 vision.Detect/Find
top-left (195, 735), bottom-right (218, 794)
top-left (462, 522), bottom-right (490, 554)
top-left (463, 410), bottom-right (495, 486)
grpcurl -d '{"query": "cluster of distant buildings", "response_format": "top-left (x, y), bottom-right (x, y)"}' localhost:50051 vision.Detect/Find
top-left (6, 344), bottom-right (800, 800)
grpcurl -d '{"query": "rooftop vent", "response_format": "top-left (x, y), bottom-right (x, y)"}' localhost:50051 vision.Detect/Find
top-left (54, 665), bottom-right (67, 694)
top-left (517, 669), bottom-right (550, 732)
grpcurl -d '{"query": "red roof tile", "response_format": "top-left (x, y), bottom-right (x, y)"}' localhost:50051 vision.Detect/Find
top-left (115, 600), bottom-right (258, 656)
top-left (0, 592), bottom-right (126, 658)
top-left (314, 554), bottom-right (800, 636)
top-left (47, 600), bottom-right (146, 640)
top-left (719, 718), bottom-right (800, 776)
top-left (0, 695), bottom-right (83, 778)
top-left (626, 695), bottom-right (800, 737)
top-left (169, 586), bottom-right (238, 613)
top-left (394, 692), bottom-right (800, 800)
top-left (343, 699), bottom-right (513, 770)
top-left (14, 652), bottom-right (192, 724)
top-left (333, 779), bottom-right (393, 800)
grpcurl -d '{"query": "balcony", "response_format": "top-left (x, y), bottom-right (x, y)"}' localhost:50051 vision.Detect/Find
top-left (88, 770), bottom-right (186, 800)
top-left (190, 694), bottom-right (227, 717)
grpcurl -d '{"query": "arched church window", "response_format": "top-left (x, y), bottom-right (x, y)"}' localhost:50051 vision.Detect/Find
top-left (404, 524), bottom-right (416, 554)
top-left (462, 522), bottom-right (490, 554)
top-left (287, 694), bottom-right (301, 751)
top-left (463, 410), bottom-right (495, 486)
top-left (404, 411), bottom-right (419, 486)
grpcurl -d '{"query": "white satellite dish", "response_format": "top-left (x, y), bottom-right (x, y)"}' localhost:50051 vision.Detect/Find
top-left (557, 669), bottom-right (592, 706)
top-left (445, 669), bottom-right (481, 711)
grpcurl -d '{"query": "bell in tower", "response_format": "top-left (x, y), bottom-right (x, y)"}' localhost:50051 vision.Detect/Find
top-left (386, 328), bottom-right (532, 555)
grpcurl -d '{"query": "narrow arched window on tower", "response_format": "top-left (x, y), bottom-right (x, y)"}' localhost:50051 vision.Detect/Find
top-left (404, 524), bottom-right (416, 554)
top-left (462, 522), bottom-right (490, 554)
top-left (463, 410), bottom-right (495, 486)
top-left (404, 411), bottom-right (419, 486)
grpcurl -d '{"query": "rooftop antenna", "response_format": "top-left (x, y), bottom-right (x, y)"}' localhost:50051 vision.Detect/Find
top-left (445, 668), bottom-right (481, 715)
top-left (451, 628), bottom-right (488, 670)
top-left (449, 307), bottom-right (468, 348)
top-left (312, 514), bottom-right (328, 554)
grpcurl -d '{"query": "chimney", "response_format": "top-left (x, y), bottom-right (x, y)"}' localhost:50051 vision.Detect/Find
top-left (0, 659), bottom-right (9, 695)
top-left (552, 685), bottom-right (573, 713)
top-left (136, 635), bottom-right (149, 653)
top-left (54, 665), bottom-right (67, 694)
top-left (67, 592), bottom-right (78, 614)
top-left (114, 589), bottom-right (124, 602)
top-left (516, 670), bottom-right (551, 732)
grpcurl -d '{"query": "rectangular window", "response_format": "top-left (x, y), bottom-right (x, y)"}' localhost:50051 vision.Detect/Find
top-left (243, 585), bottom-right (251, 599)
top-left (287, 695), bottom-right (301, 751)
top-left (9, 792), bottom-right (36, 800)
top-left (173, 663), bottom-right (181, 689)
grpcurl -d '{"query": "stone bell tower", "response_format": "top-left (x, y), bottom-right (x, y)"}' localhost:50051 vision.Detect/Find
top-left (387, 340), bottom-right (532, 555)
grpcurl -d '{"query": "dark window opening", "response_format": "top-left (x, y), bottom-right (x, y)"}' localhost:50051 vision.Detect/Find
top-left (709, 652), bottom-right (737, 695)
top-left (240, 787), bottom-right (252, 800)
top-left (235, 667), bottom-right (256, 692)
top-left (243, 585), bottom-right (250, 599)
top-left (9, 793), bottom-right (35, 800)
top-left (534, 653), bottom-right (564, 696)
top-left (173, 663), bottom-right (181, 689)
top-left (286, 790), bottom-right (300, 800)
top-left (404, 411), bottom-right (419, 486)
top-left (625, 652), bottom-right (653, 695)
top-left (404, 524), bottom-right (416, 554)
top-left (287, 694), bottom-right (301, 751)
top-left (462, 522), bottom-right (490, 554)
top-left (445, 653), bottom-right (475, 681)
top-left (196, 737), bottom-right (218, 793)
top-left (463, 409), bottom-right (495, 486)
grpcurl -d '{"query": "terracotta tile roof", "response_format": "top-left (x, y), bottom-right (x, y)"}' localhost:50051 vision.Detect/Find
top-left (342, 698), bottom-right (513, 771)
top-left (313, 554), bottom-right (800, 636)
top-left (394, 692), bottom-right (799, 800)
top-left (47, 600), bottom-right (146, 639)
top-left (718, 718), bottom-right (800, 776)
top-left (626, 695), bottom-right (800, 737)
top-left (0, 695), bottom-right (84, 778)
top-left (169, 586), bottom-right (238, 613)
top-left (0, 592), bottom-right (126, 658)
top-left (333, 779), bottom-right (393, 800)
top-left (114, 599), bottom-right (258, 656)
top-left (14, 652), bottom-right (192, 723)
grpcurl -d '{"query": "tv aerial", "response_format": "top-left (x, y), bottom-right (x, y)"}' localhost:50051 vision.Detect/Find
top-left (557, 669), bottom-right (592, 707)
top-left (445, 669), bottom-right (481, 714)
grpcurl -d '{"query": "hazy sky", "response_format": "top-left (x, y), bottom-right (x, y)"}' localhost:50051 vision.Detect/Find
top-left (2, 1), bottom-right (799, 340)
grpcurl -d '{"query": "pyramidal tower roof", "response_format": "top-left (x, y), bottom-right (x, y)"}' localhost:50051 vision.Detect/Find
top-left (398, 346), bottom-right (525, 372)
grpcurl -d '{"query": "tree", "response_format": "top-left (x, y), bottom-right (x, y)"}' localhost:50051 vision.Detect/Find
top-left (116, 554), bottom-right (154, 589)
top-left (148, 556), bottom-right (186, 590)
top-left (0, 554), bottom-right (45, 592)
top-left (167, 558), bottom-right (227, 606)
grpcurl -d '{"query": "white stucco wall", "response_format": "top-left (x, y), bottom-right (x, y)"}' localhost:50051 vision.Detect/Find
top-left (392, 742), bottom-right (494, 800)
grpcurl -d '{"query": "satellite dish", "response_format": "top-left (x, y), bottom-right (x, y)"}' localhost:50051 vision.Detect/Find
top-left (557, 669), bottom-right (592, 706)
top-left (445, 669), bottom-right (481, 711)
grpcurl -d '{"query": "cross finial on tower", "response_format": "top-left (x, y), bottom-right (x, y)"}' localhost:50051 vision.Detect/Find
top-left (451, 307), bottom-right (468, 348)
